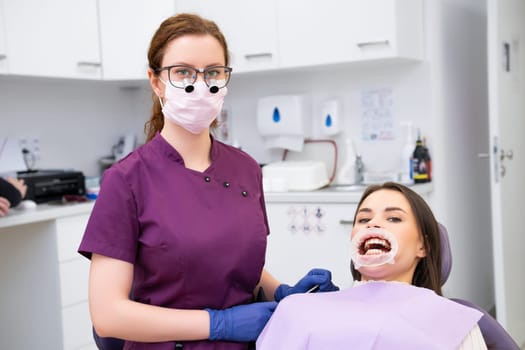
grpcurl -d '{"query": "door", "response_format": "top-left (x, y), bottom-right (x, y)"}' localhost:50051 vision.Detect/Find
top-left (0, 0), bottom-right (7, 73)
top-left (487, 0), bottom-right (525, 345)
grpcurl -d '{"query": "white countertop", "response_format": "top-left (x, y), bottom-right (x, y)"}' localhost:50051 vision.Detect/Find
top-left (0, 201), bottom-right (95, 229)
top-left (0, 183), bottom-right (433, 228)
top-left (264, 183), bottom-right (433, 203)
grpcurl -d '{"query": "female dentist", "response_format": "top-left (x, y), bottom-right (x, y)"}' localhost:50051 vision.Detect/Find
top-left (78, 13), bottom-right (337, 350)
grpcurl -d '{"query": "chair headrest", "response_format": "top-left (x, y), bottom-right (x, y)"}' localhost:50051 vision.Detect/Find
top-left (439, 223), bottom-right (453, 285)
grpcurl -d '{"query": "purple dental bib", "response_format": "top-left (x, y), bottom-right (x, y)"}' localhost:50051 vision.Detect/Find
top-left (256, 281), bottom-right (483, 349)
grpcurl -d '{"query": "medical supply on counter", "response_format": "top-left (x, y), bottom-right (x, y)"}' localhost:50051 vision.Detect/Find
top-left (262, 160), bottom-right (329, 191)
top-left (335, 138), bottom-right (356, 185)
top-left (400, 121), bottom-right (414, 183)
top-left (412, 130), bottom-right (432, 183)
top-left (354, 154), bottom-right (365, 184)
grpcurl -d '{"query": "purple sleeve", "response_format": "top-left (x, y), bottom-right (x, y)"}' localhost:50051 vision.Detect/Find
top-left (0, 177), bottom-right (23, 207)
top-left (78, 166), bottom-right (139, 263)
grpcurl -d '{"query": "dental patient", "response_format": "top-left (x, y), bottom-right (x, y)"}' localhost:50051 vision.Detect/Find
top-left (256, 182), bottom-right (487, 349)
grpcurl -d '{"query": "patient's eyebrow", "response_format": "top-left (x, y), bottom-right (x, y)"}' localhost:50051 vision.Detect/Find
top-left (384, 206), bottom-right (407, 213)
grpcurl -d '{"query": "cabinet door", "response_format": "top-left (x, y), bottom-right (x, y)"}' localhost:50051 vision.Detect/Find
top-left (98, 0), bottom-right (175, 80)
top-left (174, 0), bottom-right (279, 73)
top-left (277, 0), bottom-right (423, 68)
top-left (351, 0), bottom-right (423, 61)
top-left (55, 214), bottom-right (93, 350)
top-left (0, 0), bottom-right (7, 74)
top-left (3, 0), bottom-right (101, 79)
top-left (265, 203), bottom-right (356, 289)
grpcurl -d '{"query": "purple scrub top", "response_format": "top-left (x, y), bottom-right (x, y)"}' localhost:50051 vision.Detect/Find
top-left (79, 133), bottom-right (269, 350)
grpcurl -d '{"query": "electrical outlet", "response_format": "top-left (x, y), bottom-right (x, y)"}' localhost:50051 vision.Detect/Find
top-left (19, 137), bottom-right (40, 159)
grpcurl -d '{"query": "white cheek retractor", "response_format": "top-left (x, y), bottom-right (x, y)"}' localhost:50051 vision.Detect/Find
top-left (350, 227), bottom-right (399, 269)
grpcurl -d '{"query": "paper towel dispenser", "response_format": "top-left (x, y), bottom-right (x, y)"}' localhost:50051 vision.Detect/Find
top-left (256, 95), bottom-right (309, 152)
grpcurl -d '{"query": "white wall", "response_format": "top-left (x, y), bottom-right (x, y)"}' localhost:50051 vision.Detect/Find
top-left (0, 76), bottom-right (150, 176)
top-left (227, 61), bottom-right (432, 172)
top-left (424, 0), bottom-right (494, 309)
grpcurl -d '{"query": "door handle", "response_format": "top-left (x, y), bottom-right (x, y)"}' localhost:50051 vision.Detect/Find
top-left (339, 219), bottom-right (354, 225)
top-left (499, 149), bottom-right (513, 178)
top-left (500, 149), bottom-right (513, 161)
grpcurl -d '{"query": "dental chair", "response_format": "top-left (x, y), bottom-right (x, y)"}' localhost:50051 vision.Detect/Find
top-left (438, 224), bottom-right (519, 350)
top-left (92, 224), bottom-right (519, 350)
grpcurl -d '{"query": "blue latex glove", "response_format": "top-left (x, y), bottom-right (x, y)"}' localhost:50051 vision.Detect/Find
top-left (207, 301), bottom-right (277, 342)
top-left (274, 268), bottom-right (340, 301)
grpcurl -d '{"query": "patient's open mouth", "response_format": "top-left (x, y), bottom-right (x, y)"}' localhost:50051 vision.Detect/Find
top-left (360, 237), bottom-right (392, 255)
top-left (351, 228), bottom-right (398, 268)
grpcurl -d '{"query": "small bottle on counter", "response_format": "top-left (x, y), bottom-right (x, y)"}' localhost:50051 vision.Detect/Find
top-left (412, 130), bottom-right (431, 183)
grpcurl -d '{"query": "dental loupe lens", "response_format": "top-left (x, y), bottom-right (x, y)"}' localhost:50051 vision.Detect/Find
top-left (184, 85), bottom-right (195, 93)
top-left (209, 85), bottom-right (219, 94)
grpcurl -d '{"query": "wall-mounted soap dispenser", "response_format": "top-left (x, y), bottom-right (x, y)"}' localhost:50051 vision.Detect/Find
top-left (320, 99), bottom-right (341, 136)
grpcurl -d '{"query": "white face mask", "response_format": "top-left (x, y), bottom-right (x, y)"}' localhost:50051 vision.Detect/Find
top-left (160, 81), bottom-right (227, 134)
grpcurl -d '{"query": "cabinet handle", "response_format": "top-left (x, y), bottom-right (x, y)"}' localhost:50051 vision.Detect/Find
top-left (77, 61), bottom-right (102, 68)
top-left (357, 40), bottom-right (390, 48)
top-left (0, 54), bottom-right (6, 60)
top-left (244, 53), bottom-right (273, 60)
top-left (339, 219), bottom-right (354, 225)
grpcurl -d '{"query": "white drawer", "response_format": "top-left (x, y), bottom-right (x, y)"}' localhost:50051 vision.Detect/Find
top-left (56, 214), bottom-right (90, 262)
top-left (62, 301), bottom-right (93, 350)
top-left (77, 343), bottom-right (98, 350)
top-left (60, 258), bottom-right (90, 306)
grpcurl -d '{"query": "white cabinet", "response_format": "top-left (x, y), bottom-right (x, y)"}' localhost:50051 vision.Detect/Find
top-left (0, 0), bottom-right (7, 74)
top-left (55, 214), bottom-right (93, 350)
top-left (265, 202), bottom-right (357, 289)
top-left (277, 0), bottom-right (423, 68)
top-left (1, 0), bottom-right (174, 80)
top-left (174, 0), bottom-right (422, 74)
top-left (174, 0), bottom-right (279, 73)
top-left (99, 0), bottom-right (175, 80)
top-left (3, 0), bottom-right (102, 79)
top-left (0, 207), bottom-right (94, 350)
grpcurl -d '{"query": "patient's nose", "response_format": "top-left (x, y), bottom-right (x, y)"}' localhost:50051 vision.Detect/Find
top-left (366, 220), bottom-right (382, 229)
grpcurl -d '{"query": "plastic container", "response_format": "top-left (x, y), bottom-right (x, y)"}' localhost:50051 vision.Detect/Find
top-left (335, 138), bottom-right (356, 185)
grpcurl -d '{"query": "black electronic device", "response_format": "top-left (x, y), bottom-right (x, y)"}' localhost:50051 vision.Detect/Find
top-left (17, 169), bottom-right (86, 203)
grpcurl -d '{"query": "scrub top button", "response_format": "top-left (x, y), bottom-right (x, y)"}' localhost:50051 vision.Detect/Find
top-left (241, 190), bottom-right (248, 197)
top-left (223, 181), bottom-right (230, 188)
top-left (204, 176), bottom-right (211, 182)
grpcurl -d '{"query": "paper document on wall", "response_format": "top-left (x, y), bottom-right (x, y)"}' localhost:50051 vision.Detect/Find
top-left (360, 88), bottom-right (395, 142)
